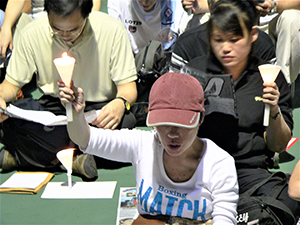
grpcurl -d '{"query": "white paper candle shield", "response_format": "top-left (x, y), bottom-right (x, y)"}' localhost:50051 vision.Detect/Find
top-left (53, 52), bottom-right (76, 122)
top-left (53, 52), bottom-right (75, 85)
top-left (258, 64), bottom-right (281, 126)
top-left (57, 148), bottom-right (74, 188)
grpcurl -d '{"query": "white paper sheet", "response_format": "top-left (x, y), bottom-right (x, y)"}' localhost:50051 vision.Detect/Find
top-left (0, 173), bottom-right (50, 189)
top-left (6, 104), bottom-right (100, 126)
top-left (259, 14), bottom-right (278, 25)
top-left (41, 181), bottom-right (117, 199)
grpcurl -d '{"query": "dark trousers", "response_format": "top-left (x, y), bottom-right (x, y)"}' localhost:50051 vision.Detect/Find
top-left (0, 96), bottom-right (136, 170)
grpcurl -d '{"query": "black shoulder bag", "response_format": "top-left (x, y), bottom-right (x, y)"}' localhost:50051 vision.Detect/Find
top-left (131, 40), bottom-right (169, 126)
top-left (236, 172), bottom-right (295, 225)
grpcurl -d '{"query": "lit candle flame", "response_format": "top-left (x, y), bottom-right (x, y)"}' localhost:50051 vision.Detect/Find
top-left (53, 52), bottom-right (76, 122)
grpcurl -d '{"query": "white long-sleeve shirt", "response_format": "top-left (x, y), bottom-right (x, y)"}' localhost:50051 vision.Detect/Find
top-left (83, 128), bottom-right (238, 224)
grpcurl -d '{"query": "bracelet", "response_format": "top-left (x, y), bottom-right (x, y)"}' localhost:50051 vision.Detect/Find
top-left (269, 0), bottom-right (277, 14)
top-left (270, 107), bottom-right (281, 120)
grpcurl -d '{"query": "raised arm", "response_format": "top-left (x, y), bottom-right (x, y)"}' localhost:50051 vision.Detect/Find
top-left (58, 80), bottom-right (90, 149)
top-left (0, 0), bottom-right (26, 58)
top-left (276, 0), bottom-right (300, 13)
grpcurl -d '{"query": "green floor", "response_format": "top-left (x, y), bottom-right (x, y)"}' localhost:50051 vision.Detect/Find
top-left (0, 166), bottom-right (136, 225)
top-left (100, 0), bottom-right (108, 13)
top-left (271, 108), bottom-right (300, 174)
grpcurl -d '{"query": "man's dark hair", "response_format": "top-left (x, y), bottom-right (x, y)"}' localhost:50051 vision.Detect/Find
top-left (44, 0), bottom-right (93, 18)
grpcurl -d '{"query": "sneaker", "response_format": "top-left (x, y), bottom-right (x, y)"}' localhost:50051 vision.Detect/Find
top-left (72, 154), bottom-right (98, 181)
top-left (0, 149), bottom-right (19, 171)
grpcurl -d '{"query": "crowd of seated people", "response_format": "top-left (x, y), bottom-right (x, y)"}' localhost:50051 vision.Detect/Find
top-left (0, 0), bottom-right (136, 181)
top-left (0, 0), bottom-right (299, 224)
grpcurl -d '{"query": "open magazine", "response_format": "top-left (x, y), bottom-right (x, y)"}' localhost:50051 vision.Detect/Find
top-left (116, 187), bottom-right (138, 225)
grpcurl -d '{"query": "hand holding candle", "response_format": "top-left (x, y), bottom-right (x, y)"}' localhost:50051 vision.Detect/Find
top-left (258, 64), bottom-right (281, 126)
top-left (53, 52), bottom-right (76, 122)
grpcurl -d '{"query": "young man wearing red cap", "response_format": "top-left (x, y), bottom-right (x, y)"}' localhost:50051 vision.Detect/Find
top-left (58, 72), bottom-right (238, 224)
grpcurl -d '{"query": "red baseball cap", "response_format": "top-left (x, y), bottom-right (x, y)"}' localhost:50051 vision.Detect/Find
top-left (147, 72), bottom-right (205, 128)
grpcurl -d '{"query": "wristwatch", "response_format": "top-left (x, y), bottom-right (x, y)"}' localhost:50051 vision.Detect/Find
top-left (116, 97), bottom-right (131, 112)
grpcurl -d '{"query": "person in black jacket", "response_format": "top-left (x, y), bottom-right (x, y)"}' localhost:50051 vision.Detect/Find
top-left (170, 0), bottom-right (276, 72)
top-left (185, 0), bottom-right (300, 223)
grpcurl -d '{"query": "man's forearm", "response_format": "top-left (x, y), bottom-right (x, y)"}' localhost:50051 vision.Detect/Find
top-left (276, 0), bottom-right (300, 13)
top-left (116, 81), bottom-right (137, 106)
top-left (0, 80), bottom-right (20, 103)
top-left (2, 0), bottom-right (26, 29)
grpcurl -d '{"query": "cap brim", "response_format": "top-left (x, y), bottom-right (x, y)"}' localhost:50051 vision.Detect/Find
top-left (146, 109), bottom-right (200, 128)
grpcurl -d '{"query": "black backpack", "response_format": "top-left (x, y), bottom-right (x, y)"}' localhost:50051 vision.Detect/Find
top-left (236, 172), bottom-right (295, 225)
top-left (131, 40), bottom-right (170, 126)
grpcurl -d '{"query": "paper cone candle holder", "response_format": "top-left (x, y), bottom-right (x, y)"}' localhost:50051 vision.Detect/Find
top-left (57, 148), bottom-right (75, 188)
top-left (258, 64), bottom-right (281, 127)
top-left (53, 52), bottom-right (76, 122)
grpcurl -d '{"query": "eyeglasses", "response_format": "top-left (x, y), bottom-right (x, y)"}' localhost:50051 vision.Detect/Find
top-left (51, 19), bottom-right (86, 37)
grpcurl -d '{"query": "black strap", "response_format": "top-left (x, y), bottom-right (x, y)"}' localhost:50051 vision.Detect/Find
top-left (240, 171), bottom-right (295, 223)
top-left (243, 171), bottom-right (287, 197)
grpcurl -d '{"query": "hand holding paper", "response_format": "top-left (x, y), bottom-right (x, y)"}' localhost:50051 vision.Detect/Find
top-left (258, 64), bottom-right (281, 126)
top-left (54, 52), bottom-right (76, 122)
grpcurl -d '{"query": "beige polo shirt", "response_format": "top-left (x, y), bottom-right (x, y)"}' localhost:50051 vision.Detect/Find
top-left (6, 11), bottom-right (137, 102)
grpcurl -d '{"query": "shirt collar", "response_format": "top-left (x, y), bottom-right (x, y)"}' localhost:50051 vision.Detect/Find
top-left (206, 54), bottom-right (261, 74)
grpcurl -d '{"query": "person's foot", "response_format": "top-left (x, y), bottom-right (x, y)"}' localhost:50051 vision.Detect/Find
top-left (72, 154), bottom-right (98, 181)
top-left (0, 148), bottom-right (19, 171)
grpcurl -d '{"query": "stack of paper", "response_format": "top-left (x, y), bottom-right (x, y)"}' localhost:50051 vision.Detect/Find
top-left (0, 172), bottom-right (54, 194)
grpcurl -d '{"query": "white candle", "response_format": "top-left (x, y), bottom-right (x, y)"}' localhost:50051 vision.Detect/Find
top-left (67, 171), bottom-right (72, 189)
top-left (53, 52), bottom-right (76, 122)
top-left (56, 148), bottom-right (75, 189)
top-left (258, 64), bottom-right (281, 126)
top-left (263, 104), bottom-right (270, 127)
